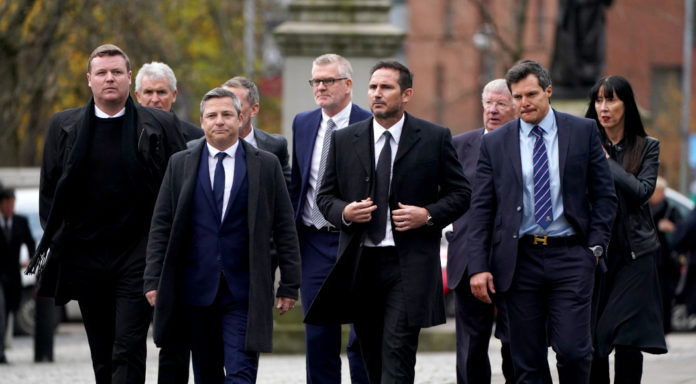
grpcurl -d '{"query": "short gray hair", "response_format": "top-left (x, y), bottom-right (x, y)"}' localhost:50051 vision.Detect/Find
top-left (222, 76), bottom-right (259, 106)
top-left (135, 62), bottom-right (177, 93)
top-left (312, 53), bottom-right (353, 79)
top-left (200, 87), bottom-right (241, 116)
top-left (481, 79), bottom-right (511, 102)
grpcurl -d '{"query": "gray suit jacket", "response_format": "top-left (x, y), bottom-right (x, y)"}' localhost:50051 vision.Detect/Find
top-left (145, 139), bottom-right (301, 352)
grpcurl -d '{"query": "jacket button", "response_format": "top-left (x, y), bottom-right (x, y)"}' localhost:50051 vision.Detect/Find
top-left (365, 177), bottom-right (370, 182)
top-left (516, 206), bottom-right (522, 212)
top-left (631, 252), bottom-right (636, 260)
top-left (512, 234), bottom-right (518, 239)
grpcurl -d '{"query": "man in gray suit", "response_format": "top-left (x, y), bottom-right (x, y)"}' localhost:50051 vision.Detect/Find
top-left (222, 76), bottom-right (291, 186)
top-left (144, 88), bottom-right (300, 383)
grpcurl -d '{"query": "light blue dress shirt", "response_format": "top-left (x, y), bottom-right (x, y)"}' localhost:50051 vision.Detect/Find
top-left (518, 110), bottom-right (575, 237)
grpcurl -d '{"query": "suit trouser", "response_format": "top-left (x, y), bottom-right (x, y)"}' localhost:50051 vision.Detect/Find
top-left (503, 242), bottom-right (595, 384)
top-left (72, 236), bottom-right (152, 384)
top-left (353, 246), bottom-right (421, 384)
top-left (299, 226), bottom-right (368, 384)
top-left (187, 277), bottom-right (259, 384)
top-left (454, 282), bottom-right (515, 384)
top-left (157, 341), bottom-right (190, 384)
top-left (0, 284), bottom-right (6, 360)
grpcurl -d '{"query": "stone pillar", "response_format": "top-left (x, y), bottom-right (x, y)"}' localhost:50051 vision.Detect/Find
top-left (274, 0), bottom-right (404, 144)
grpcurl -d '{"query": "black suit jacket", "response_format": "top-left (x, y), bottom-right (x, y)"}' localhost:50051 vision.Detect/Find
top-left (179, 118), bottom-right (204, 142)
top-left (307, 113), bottom-right (471, 327)
top-left (145, 139), bottom-right (301, 352)
top-left (446, 128), bottom-right (484, 290)
top-left (466, 110), bottom-right (617, 293)
top-left (254, 128), bottom-right (291, 186)
top-left (0, 214), bottom-right (35, 311)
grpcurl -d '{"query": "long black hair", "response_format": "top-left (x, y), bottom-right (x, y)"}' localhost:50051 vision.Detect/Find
top-left (585, 75), bottom-right (647, 175)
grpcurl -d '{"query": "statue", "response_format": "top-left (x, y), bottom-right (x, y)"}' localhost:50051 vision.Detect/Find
top-left (551, 0), bottom-right (614, 97)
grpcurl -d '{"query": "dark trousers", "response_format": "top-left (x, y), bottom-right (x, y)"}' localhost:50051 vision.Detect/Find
top-left (503, 243), bottom-right (595, 384)
top-left (353, 246), bottom-right (421, 384)
top-left (0, 284), bottom-right (6, 361)
top-left (157, 343), bottom-right (190, 384)
top-left (589, 347), bottom-right (643, 384)
top-left (188, 277), bottom-right (258, 384)
top-left (299, 226), bottom-right (368, 384)
top-left (77, 278), bottom-right (152, 384)
top-left (454, 283), bottom-right (515, 384)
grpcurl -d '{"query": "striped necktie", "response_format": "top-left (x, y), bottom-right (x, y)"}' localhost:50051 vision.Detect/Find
top-left (309, 118), bottom-right (336, 229)
top-left (532, 125), bottom-right (553, 229)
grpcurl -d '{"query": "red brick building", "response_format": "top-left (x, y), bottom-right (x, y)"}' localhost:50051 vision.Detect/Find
top-left (403, 0), bottom-right (694, 185)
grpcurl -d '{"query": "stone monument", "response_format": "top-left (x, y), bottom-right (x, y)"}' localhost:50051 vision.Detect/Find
top-left (274, 0), bottom-right (405, 140)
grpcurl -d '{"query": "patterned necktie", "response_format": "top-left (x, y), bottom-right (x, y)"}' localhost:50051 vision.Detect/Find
top-left (368, 131), bottom-right (392, 244)
top-left (532, 126), bottom-right (553, 229)
top-left (214, 152), bottom-right (227, 221)
top-left (310, 119), bottom-right (337, 229)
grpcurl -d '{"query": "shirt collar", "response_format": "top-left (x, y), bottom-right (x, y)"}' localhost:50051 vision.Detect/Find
top-left (372, 113), bottom-right (405, 145)
top-left (207, 140), bottom-right (239, 159)
top-left (520, 108), bottom-right (556, 137)
top-left (322, 102), bottom-right (353, 128)
top-left (242, 125), bottom-right (255, 140)
top-left (94, 105), bottom-right (126, 118)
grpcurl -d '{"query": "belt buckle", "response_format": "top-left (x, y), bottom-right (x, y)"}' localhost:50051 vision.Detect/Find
top-left (532, 235), bottom-right (548, 246)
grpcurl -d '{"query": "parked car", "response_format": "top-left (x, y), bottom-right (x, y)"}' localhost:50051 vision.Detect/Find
top-left (14, 188), bottom-right (81, 335)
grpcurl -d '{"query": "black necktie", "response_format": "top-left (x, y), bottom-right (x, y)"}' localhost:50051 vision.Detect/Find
top-left (368, 131), bottom-right (392, 244)
top-left (2, 218), bottom-right (10, 242)
top-left (214, 152), bottom-right (227, 221)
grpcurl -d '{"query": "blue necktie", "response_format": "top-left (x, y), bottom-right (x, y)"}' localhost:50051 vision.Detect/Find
top-left (532, 126), bottom-right (553, 229)
top-left (214, 152), bottom-right (227, 221)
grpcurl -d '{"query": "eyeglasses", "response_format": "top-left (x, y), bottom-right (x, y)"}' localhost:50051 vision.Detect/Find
top-left (308, 77), bottom-right (348, 87)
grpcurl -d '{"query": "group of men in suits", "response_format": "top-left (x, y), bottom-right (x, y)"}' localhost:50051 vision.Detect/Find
top-left (29, 42), bottom-right (616, 384)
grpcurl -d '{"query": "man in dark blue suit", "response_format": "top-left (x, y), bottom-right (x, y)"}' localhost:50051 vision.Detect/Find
top-left (468, 60), bottom-right (617, 384)
top-left (289, 53), bottom-right (370, 384)
top-left (144, 88), bottom-right (301, 383)
top-left (447, 78), bottom-right (516, 384)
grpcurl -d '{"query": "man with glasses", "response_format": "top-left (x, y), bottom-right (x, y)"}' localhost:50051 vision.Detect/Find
top-left (446, 79), bottom-right (516, 384)
top-left (289, 53), bottom-right (370, 384)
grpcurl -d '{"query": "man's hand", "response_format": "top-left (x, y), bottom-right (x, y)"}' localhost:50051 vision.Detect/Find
top-left (658, 218), bottom-right (676, 233)
top-left (470, 272), bottom-right (495, 304)
top-left (276, 297), bottom-right (297, 315)
top-left (391, 202), bottom-right (428, 231)
top-left (343, 198), bottom-right (377, 223)
top-left (145, 290), bottom-right (157, 307)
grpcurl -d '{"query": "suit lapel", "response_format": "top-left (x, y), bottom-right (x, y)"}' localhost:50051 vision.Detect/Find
top-left (351, 119), bottom-right (374, 177)
top-left (222, 142), bottom-right (247, 224)
top-left (243, 141), bottom-right (259, 233)
top-left (554, 110), bottom-right (570, 187)
top-left (301, 110), bottom-right (323, 184)
top-left (505, 120), bottom-right (524, 189)
top-left (394, 113), bottom-right (421, 166)
top-left (197, 144), bottom-right (218, 215)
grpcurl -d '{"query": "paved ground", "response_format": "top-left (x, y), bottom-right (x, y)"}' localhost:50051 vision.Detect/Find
top-left (3, 322), bottom-right (696, 383)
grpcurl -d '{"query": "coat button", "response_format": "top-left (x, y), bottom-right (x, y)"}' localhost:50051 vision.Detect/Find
top-left (512, 234), bottom-right (518, 239)
top-left (631, 252), bottom-right (636, 260)
top-left (365, 177), bottom-right (370, 182)
top-left (516, 206), bottom-right (522, 212)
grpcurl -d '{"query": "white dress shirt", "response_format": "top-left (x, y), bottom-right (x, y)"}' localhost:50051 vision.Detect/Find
top-left (94, 105), bottom-right (125, 118)
top-left (363, 114), bottom-right (405, 247)
top-left (301, 102), bottom-right (353, 226)
top-left (241, 125), bottom-right (258, 148)
top-left (207, 141), bottom-right (239, 221)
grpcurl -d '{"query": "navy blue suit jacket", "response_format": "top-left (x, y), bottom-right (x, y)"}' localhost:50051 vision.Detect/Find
top-left (289, 104), bottom-right (372, 223)
top-left (446, 128), bottom-right (484, 290)
top-left (466, 110), bottom-right (617, 293)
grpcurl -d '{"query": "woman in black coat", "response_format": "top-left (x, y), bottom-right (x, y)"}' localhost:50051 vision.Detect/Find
top-left (585, 76), bottom-right (667, 383)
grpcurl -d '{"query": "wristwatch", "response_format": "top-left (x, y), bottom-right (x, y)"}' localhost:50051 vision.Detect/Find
top-left (425, 214), bottom-right (434, 226)
top-left (589, 245), bottom-right (604, 258)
